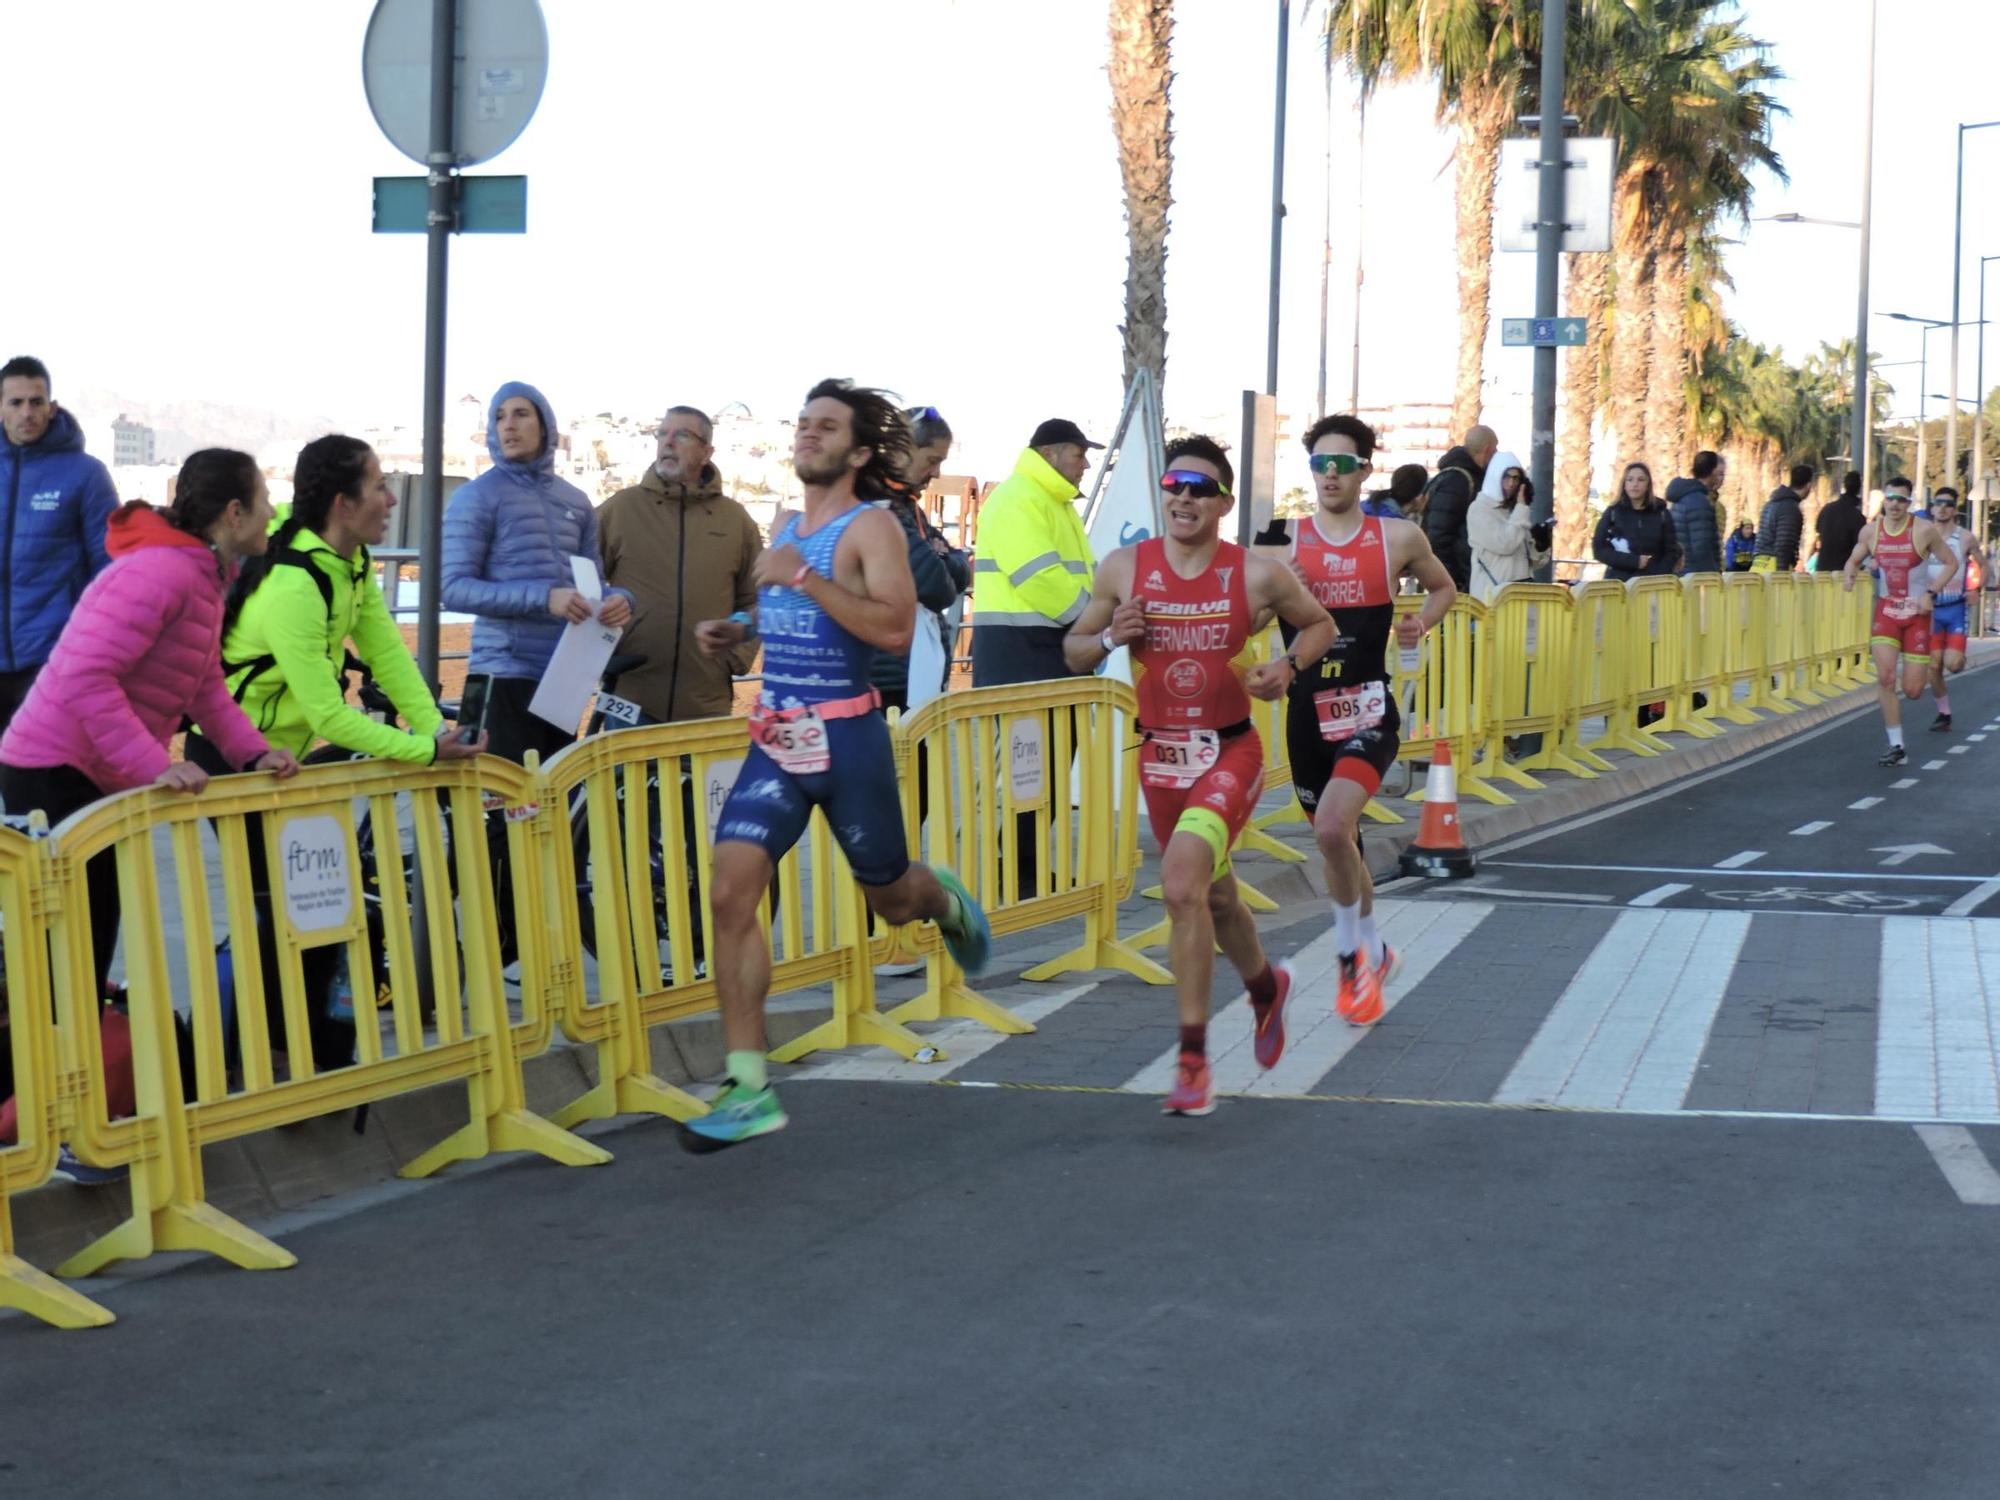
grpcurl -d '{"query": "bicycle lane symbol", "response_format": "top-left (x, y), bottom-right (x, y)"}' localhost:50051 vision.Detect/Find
top-left (1706, 886), bottom-right (1931, 912)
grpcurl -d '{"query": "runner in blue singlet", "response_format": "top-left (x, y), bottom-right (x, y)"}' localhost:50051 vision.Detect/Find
top-left (682, 379), bottom-right (991, 1150)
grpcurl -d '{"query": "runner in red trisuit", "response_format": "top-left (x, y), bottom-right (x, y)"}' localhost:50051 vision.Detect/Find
top-left (1065, 435), bottom-right (1335, 1116)
top-left (1844, 477), bottom-right (1959, 767)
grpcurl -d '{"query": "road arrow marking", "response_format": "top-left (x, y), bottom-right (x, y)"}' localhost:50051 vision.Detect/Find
top-left (1873, 843), bottom-right (1954, 867)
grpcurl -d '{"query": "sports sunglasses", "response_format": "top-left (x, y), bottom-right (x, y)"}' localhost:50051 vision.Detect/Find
top-left (1160, 469), bottom-right (1231, 499)
top-left (1308, 452), bottom-right (1364, 477)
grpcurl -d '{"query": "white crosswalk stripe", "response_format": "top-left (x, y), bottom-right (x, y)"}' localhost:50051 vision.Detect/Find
top-left (787, 983), bottom-right (1099, 1083)
top-left (1496, 910), bottom-right (1750, 1111)
top-left (1875, 918), bottom-right (2000, 1120)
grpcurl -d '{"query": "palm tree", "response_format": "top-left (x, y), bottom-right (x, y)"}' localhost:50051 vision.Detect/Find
top-left (1111, 0), bottom-right (1175, 401)
top-left (1324, 0), bottom-right (1535, 433)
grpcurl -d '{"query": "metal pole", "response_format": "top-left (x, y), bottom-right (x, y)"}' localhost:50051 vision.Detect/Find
top-left (1350, 92), bottom-right (1366, 414)
top-left (1917, 327), bottom-right (1929, 498)
top-left (1265, 0), bottom-right (1289, 397)
top-left (1854, 0), bottom-right (1876, 500)
top-left (1528, 0), bottom-right (1565, 552)
top-left (1316, 38), bottom-right (1332, 419)
top-left (1980, 257), bottom-right (1992, 542)
top-left (417, 0), bottom-right (457, 691)
top-left (1949, 123), bottom-right (1965, 498)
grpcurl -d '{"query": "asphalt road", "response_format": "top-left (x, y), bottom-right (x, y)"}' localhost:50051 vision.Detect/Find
top-left (1420, 661), bottom-right (2000, 919)
top-left (6, 1083), bottom-right (2000, 1500)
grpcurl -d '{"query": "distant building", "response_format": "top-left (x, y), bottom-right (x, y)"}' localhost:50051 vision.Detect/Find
top-left (1359, 401), bottom-right (1453, 478)
top-left (111, 415), bottom-right (155, 467)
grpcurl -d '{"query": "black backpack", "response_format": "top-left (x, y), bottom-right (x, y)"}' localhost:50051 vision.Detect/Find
top-left (221, 545), bottom-right (368, 705)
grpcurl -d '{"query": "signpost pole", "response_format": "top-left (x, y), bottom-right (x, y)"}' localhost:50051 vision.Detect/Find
top-left (1529, 0), bottom-right (1565, 578)
top-left (416, 0), bottom-right (457, 691)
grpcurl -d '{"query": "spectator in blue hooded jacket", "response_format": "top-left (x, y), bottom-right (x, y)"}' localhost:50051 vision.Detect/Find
top-left (1664, 450), bottom-right (1726, 575)
top-left (441, 381), bottom-right (632, 766)
top-left (0, 355), bottom-right (117, 731)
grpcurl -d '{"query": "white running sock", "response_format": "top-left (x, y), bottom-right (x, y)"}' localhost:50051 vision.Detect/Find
top-left (1936, 693), bottom-right (1952, 716)
top-left (1888, 725), bottom-right (1904, 749)
top-left (1357, 910), bottom-right (1385, 968)
top-left (1333, 900), bottom-right (1361, 955)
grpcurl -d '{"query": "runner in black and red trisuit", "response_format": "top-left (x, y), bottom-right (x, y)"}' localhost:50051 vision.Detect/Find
top-left (1844, 476), bottom-right (1959, 767)
top-left (1262, 414), bottom-right (1455, 1026)
top-left (1066, 434), bottom-right (1334, 1117)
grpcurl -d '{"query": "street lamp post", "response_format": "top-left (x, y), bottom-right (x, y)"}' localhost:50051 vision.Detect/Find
top-left (1754, 209), bottom-right (1869, 493)
top-left (1884, 313), bottom-right (1952, 497)
top-left (1977, 252), bottom-right (1999, 540)
top-left (1947, 120), bottom-right (2000, 500)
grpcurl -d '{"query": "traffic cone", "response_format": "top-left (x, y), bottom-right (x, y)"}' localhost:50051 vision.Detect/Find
top-left (1398, 740), bottom-right (1477, 879)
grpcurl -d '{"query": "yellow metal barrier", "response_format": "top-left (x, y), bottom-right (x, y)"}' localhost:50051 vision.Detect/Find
top-left (1478, 584), bottom-right (1593, 783)
top-left (895, 677), bottom-right (1171, 1005)
top-left (0, 819), bottom-right (113, 1329)
top-left (1627, 577), bottom-right (1720, 742)
top-left (1717, 572), bottom-right (1787, 716)
top-left (1395, 595), bottom-right (1515, 805)
top-left (1762, 572), bottom-right (1823, 709)
top-left (1683, 573), bottom-right (1758, 728)
top-left (1814, 572), bottom-right (1870, 689)
top-left (1564, 581), bottom-right (1662, 760)
top-left (47, 757), bottom-right (606, 1282)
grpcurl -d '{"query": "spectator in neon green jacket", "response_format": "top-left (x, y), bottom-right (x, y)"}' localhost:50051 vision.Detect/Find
top-left (191, 435), bottom-right (487, 769)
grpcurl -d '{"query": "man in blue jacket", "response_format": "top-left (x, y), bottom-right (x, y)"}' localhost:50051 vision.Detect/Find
top-left (441, 380), bottom-right (632, 765)
top-left (1665, 450), bottom-right (1726, 574)
top-left (0, 356), bottom-right (117, 731)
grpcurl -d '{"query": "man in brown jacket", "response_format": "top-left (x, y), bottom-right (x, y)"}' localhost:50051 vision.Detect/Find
top-left (599, 405), bottom-right (762, 721)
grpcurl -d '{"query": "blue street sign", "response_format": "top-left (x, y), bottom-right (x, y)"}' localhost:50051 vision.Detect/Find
top-left (1505, 316), bottom-right (1588, 348)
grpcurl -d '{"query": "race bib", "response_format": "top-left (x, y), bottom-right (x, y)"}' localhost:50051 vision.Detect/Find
top-left (1140, 728), bottom-right (1220, 790)
top-left (750, 708), bottom-right (831, 774)
top-left (1884, 597), bottom-right (1923, 622)
top-left (1316, 680), bottom-right (1387, 741)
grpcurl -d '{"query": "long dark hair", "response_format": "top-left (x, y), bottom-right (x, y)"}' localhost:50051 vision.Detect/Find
top-left (805, 378), bottom-right (911, 500)
top-left (222, 435), bottom-right (373, 637)
top-left (167, 449), bottom-right (260, 539)
top-left (1620, 461), bottom-right (1657, 509)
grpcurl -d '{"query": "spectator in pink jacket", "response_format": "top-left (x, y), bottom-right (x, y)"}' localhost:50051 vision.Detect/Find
top-left (0, 449), bottom-right (300, 996)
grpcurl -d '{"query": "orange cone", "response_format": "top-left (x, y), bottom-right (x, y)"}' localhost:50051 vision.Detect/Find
top-left (1398, 740), bottom-right (1477, 879)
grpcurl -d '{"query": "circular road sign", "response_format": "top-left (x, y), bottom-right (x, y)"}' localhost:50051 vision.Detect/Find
top-left (363, 0), bottom-right (549, 168)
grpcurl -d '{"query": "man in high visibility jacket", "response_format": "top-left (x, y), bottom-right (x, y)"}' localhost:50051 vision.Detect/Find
top-left (971, 418), bottom-right (1101, 686)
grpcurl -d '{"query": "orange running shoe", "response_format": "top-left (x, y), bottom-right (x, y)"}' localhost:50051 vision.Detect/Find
top-left (1163, 1054), bottom-right (1216, 1116)
top-left (1335, 952), bottom-right (1364, 1021)
top-left (1346, 951), bottom-right (1387, 1026)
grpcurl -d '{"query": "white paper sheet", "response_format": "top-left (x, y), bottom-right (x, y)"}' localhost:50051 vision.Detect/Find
top-left (528, 558), bottom-right (620, 731)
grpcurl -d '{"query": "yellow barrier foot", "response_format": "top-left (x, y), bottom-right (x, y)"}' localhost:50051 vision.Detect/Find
top-left (768, 1008), bottom-right (942, 1065)
top-left (1234, 825), bottom-right (1307, 864)
top-left (551, 1073), bottom-right (708, 1128)
top-left (1235, 875), bottom-right (1279, 912)
top-left (0, 1253), bottom-right (115, 1329)
top-left (1362, 797), bottom-right (1403, 824)
top-left (1125, 913), bottom-right (1170, 953)
top-left (1141, 883), bottom-right (1163, 901)
top-left (60, 1200), bottom-right (296, 1279)
top-left (1519, 748), bottom-right (1598, 780)
top-left (1021, 936), bottom-right (1174, 986)
top-left (884, 981), bottom-right (1034, 1036)
top-left (1709, 701), bottom-right (1762, 726)
top-left (400, 1108), bottom-right (612, 1179)
top-left (1477, 756), bottom-right (1546, 792)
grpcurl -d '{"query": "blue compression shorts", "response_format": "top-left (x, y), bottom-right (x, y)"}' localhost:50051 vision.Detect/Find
top-left (713, 710), bottom-right (911, 887)
top-left (1931, 598), bottom-right (1967, 641)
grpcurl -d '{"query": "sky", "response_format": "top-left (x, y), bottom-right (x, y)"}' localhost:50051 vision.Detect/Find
top-left (3, 0), bottom-right (1996, 483)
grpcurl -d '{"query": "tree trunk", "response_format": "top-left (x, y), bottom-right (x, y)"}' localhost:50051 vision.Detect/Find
top-left (1110, 0), bottom-right (1174, 403)
top-left (1607, 164), bottom-right (1657, 481)
top-left (1649, 230), bottom-right (1692, 480)
top-left (1557, 251), bottom-right (1610, 564)
top-left (1449, 81), bottom-right (1511, 435)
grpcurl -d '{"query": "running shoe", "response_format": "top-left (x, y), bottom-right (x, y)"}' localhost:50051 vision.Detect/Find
top-left (1374, 941), bottom-right (1404, 996)
top-left (932, 866), bottom-right (992, 975)
top-left (1930, 713), bottom-right (1952, 732)
top-left (1163, 1054), bottom-right (1215, 1116)
top-left (1346, 953), bottom-right (1388, 1027)
top-left (1252, 960), bottom-right (1294, 1070)
top-left (1334, 952), bottom-right (1364, 1021)
top-left (52, 1146), bottom-right (128, 1186)
top-left (1878, 744), bottom-right (1908, 767)
top-left (678, 1083), bottom-right (789, 1153)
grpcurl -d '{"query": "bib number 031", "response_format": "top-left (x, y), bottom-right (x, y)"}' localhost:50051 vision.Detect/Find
top-left (1140, 728), bottom-right (1221, 789)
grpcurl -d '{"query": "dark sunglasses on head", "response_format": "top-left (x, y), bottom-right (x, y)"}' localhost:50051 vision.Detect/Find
top-left (1160, 469), bottom-right (1230, 499)
top-left (1308, 452), bottom-right (1363, 477)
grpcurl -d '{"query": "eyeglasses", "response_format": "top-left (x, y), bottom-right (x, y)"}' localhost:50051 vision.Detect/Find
top-left (1308, 452), bottom-right (1363, 477)
top-left (1160, 469), bottom-right (1230, 499)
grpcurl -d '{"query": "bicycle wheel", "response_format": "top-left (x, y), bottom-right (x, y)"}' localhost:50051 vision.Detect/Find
top-left (569, 774), bottom-right (701, 973)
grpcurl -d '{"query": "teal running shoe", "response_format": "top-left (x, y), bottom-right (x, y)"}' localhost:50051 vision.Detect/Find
top-left (932, 866), bottom-right (992, 975)
top-left (678, 1083), bottom-right (789, 1153)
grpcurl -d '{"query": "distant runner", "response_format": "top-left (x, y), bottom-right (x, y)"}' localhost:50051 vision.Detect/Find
top-left (1066, 435), bottom-right (1334, 1117)
top-left (685, 380), bottom-right (991, 1150)
top-left (1265, 415), bottom-right (1455, 1025)
top-left (1922, 489), bottom-right (1982, 731)
top-left (1844, 478), bottom-right (1960, 767)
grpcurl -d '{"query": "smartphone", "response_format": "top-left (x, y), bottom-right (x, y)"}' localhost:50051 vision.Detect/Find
top-left (456, 673), bottom-right (492, 742)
